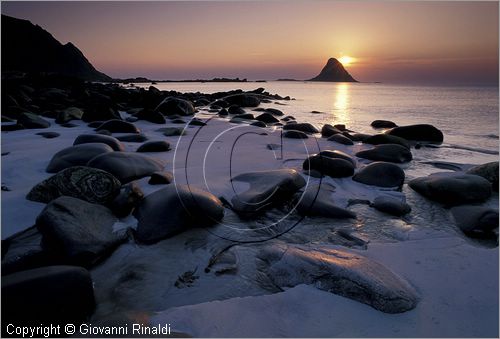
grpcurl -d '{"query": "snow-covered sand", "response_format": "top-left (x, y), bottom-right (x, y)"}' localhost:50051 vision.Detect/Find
top-left (1, 100), bottom-right (498, 337)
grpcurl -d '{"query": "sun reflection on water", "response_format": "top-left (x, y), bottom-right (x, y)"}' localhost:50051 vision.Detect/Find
top-left (331, 83), bottom-right (351, 125)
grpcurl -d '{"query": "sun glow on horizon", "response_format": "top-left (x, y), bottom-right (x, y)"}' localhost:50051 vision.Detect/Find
top-left (338, 56), bottom-right (354, 66)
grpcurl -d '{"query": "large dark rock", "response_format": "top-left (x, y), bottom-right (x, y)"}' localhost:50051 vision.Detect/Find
top-left (73, 134), bottom-right (125, 151)
top-left (353, 162), bottom-right (405, 188)
top-left (2, 265), bottom-right (95, 327)
top-left (356, 144), bottom-right (413, 163)
top-left (46, 143), bottom-right (114, 173)
top-left (371, 120), bottom-right (397, 129)
top-left (224, 94), bottom-right (260, 107)
top-left (364, 134), bottom-right (410, 149)
top-left (308, 58), bottom-right (358, 82)
top-left (36, 131), bottom-right (60, 139)
top-left (296, 184), bottom-right (356, 218)
top-left (87, 152), bottom-right (164, 184)
top-left (255, 113), bottom-right (280, 124)
top-left (109, 182), bottom-right (144, 218)
top-left (466, 162), bottom-right (499, 192)
top-left (155, 97), bottom-right (195, 116)
top-left (257, 243), bottom-right (418, 313)
top-left (27, 166), bottom-right (121, 204)
top-left (134, 108), bottom-right (166, 124)
top-left (283, 130), bottom-right (308, 139)
top-left (228, 105), bottom-right (246, 115)
top-left (409, 173), bottom-right (492, 205)
top-left (136, 141), bottom-right (171, 153)
top-left (116, 134), bottom-right (148, 142)
top-left (317, 150), bottom-right (356, 166)
top-left (56, 107), bottom-right (84, 124)
top-left (36, 196), bottom-right (126, 266)
top-left (451, 205), bottom-right (499, 237)
top-left (283, 122), bottom-right (319, 134)
top-left (371, 196), bottom-right (411, 216)
top-left (17, 112), bottom-right (50, 129)
top-left (96, 119), bottom-right (140, 133)
top-left (303, 154), bottom-right (355, 178)
top-left (264, 108), bottom-right (284, 116)
top-left (134, 184), bottom-right (224, 244)
top-left (321, 124), bottom-right (342, 137)
top-left (386, 124), bottom-right (444, 143)
top-left (328, 133), bottom-right (354, 145)
top-left (148, 171), bottom-right (174, 185)
top-left (231, 169), bottom-right (306, 217)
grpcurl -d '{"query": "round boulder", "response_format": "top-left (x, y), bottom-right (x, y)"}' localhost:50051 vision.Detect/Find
top-left (466, 162), bottom-right (499, 192)
top-left (283, 130), bottom-right (308, 139)
top-left (46, 143), bottom-right (114, 173)
top-left (155, 97), bottom-right (195, 116)
top-left (356, 144), bottom-right (413, 163)
top-left (451, 205), bottom-right (499, 236)
top-left (136, 141), bottom-right (171, 153)
top-left (371, 120), bottom-right (397, 129)
top-left (283, 122), bottom-right (319, 134)
top-left (96, 119), bottom-right (140, 134)
top-left (371, 196), bottom-right (411, 216)
top-left (303, 154), bottom-right (355, 178)
top-left (363, 134), bottom-right (410, 149)
top-left (353, 162), bottom-right (405, 188)
top-left (386, 124), bottom-right (443, 143)
top-left (328, 134), bottom-right (354, 145)
top-left (73, 134), bottom-right (125, 151)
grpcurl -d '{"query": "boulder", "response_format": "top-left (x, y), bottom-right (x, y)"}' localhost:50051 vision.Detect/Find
top-left (255, 113), bottom-right (280, 124)
top-left (2, 266), bottom-right (95, 324)
top-left (264, 108), bottom-right (284, 116)
top-left (317, 150), bottom-right (356, 166)
top-left (466, 162), bottom-right (499, 192)
top-left (321, 124), bottom-right (342, 137)
top-left (17, 112), bottom-right (50, 129)
top-left (250, 121), bottom-right (267, 128)
top-left (409, 173), bottom-right (492, 205)
top-left (232, 113), bottom-right (255, 120)
top-left (136, 141), bottom-right (171, 153)
top-left (36, 132), bottom-right (60, 139)
top-left (55, 107), bottom-right (84, 124)
top-left (46, 143), bottom-right (114, 173)
top-left (349, 133), bottom-right (372, 142)
top-left (36, 196), bottom-right (125, 266)
top-left (296, 184), bottom-right (356, 218)
top-left (283, 122), bottom-right (319, 134)
top-left (73, 134), bottom-right (125, 151)
top-left (218, 108), bottom-right (229, 116)
top-left (110, 182), bottom-right (144, 218)
top-left (364, 134), bottom-right (410, 149)
top-left (134, 184), bottom-right (224, 244)
top-left (283, 130), bottom-right (308, 139)
top-left (231, 169), bottom-right (306, 217)
top-left (134, 108), bottom-right (166, 124)
top-left (87, 152), bottom-right (164, 184)
top-left (356, 144), bottom-right (412, 163)
top-left (158, 127), bottom-right (186, 136)
top-left (450, 205), bottom-right (499, 236)
top-left (303, 154), bottom-right (355, 178)
top-left (386, 124), bottom-right (443, 143)
top-left (96, 119), bottom-right (140, 133)
top-left (27, 166), bottom-right (121, 204)
top-left (371, 196), bottom-right (411, 216)
top-left (228, 105), bottom-right (246, 115)
top-left (155, 97), bottom-right (195, 116)
top-left (327, 133), bottom-right (354, 145)
top-left (116, 134), bottom-right (148, 142)
top-left (149, 171), bottom-right (174, 185)
top-left (353, 162), bottom-right (405, 188)
top-left (224, 94), bottom-right (260, 107)
top-left (371, 120), bottom-right (397, 129)
top-left (257, 243), bottom-right (418, 313)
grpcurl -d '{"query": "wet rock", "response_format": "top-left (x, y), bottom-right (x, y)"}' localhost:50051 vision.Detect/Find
top-left (136, 141), bottom-right (171, 153)
top-left (148, 171), bottom-right (174, 185)
top-left (250, 121), bottom-right (267, 128)
top-left (87, 152), bottom-right (164, 184)
top-left (224, 94), bottom-right (260, 107)
top-left (232, 113), bottom-right (255, 120)
top-left (2, 266), bottom-right (95, 324)
top-left (110, 182), bottom-right (144, 218)
top-left (155, 97), bottom-right (195, 116)
top-left (189, 119), bottom-right (206, 126)
top-left (283, 122), bottom-right (319, 134)
top-left (264, 108), bottom-right (284, 116)
top-left (17, 112), bottom-right (50, 129)
top-left (353, 162), bottom-right (405, 188)
top-left (73, 134), bottom-right (125, 151)
top-left (334, 124), bottom-right (346, 131)
top-left (303, 153), bottom-right (355, 178)
top-left (27, 166), bottom-right (121, 204)
top-left (61, 122), bottom-right (79, 128)
top-left (157, 127), bottom-right (186, 136)
top-left (36, 196), bottom-right (126, 266)
top-left (257, 243), bottom-right (419, 313)
top-left (364, 134), bottom-right (410, 149)
top-left (371, 196), bottom-right (411, 216)
top-left (356, 144), bottom-right (412, 163)
top-left (451, 205), bottom-right (499, 237)
top-left (466, 162), bottom-right (499, 192)
top-left (321, 124), bottom-right (342, 137)
top-left (231, 169), bottom-right (306, 217)
top-left (116, 134), bottom-right (148, 142)
top-left (317, 150), bottom-right (356, 166)
top-left (218, 108), bottom-right (229, 116)
top-left (171, 118), bottom-right (186, 124)
top-left (46, 143), bottom-right (114, 173)
top-left (371, 120), bottom-right (397, 129)
top-left (55, 107), bottom-right (84, 124)
top-left (134, 184), bottom-right (224, 244)
top-left (36, 132), bottom-right (60, 139)
top-left (296, 184), bottom-right (356, 218)
top-left (386, 124), bottom-right (443, 143)
top-left (96, 119), bottom-right (140, 133)
top-left (409, 173), bottom-right (492, 205)
top-left (283, 130), bottom-right (308, 139)
top-left (255, 113), bottom-right (280, 124)
top-left (349, 133), bottom-right (372, 142)
top-left (328, 133), bottom-right (354, 145)
top-left (134, 108), bottom-right (166, 124)
top-left (228, 105), bottom-right (246, 115)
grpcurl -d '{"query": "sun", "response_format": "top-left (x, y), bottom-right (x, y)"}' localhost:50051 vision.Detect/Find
top-left (338, 56), bottom-right (354, 66)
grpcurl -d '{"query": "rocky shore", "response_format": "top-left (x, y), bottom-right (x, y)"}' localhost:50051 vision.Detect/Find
top-left (1, 75), bottom-right (498, 336)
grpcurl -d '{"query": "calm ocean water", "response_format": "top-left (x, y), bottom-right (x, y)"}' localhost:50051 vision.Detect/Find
top-left (138, 81), bottom-right (499, 164)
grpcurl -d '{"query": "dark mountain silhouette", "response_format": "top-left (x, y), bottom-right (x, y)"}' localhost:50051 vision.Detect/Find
top-left (309, 58), bottom-right (357, 82)
top-left (1, 15), bottom-right (111, 81)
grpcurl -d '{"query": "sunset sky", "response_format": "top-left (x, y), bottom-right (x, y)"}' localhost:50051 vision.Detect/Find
top-left (2, 1), bottom-right (499, 84)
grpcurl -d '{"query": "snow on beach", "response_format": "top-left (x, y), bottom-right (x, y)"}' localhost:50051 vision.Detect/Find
top-left (1, 86), bottom-right (498, 337)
